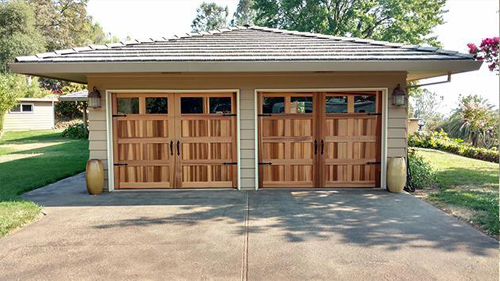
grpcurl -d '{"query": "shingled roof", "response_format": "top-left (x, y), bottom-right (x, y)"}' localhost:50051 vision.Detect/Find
top-left (9, 26), bottom-right (481, 83)
top-left (15, 26), bottom-right (472, 63)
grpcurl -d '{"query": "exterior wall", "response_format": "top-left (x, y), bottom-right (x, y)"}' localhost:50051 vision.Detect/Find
top-left (3, 101), bottom-right (55, 131)
top-left (408, 119), bottom-right (420, 135)
top-left (87, 72), bottom-right (408, 190)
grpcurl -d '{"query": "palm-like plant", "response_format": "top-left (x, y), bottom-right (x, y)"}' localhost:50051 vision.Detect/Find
top-left (446, 95), bottom-right (498, 148)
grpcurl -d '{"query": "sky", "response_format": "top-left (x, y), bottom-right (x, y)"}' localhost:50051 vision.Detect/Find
top-left (87, 0), bottom-right (500, 114)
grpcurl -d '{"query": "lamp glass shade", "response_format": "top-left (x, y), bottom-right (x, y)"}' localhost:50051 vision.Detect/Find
top-left (88, 87), bottom-right (101, 108)
top-left (392, 84), bottom-right (406, 106)
top-left (393, 94), bottom-right (405, 106)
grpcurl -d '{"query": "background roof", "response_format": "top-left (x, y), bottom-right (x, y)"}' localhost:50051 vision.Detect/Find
top-left (58, 90), bottom-right (88, 102)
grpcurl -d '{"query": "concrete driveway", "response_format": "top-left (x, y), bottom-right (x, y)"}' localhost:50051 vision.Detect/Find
top-left (0, 173), bottom-right (497, 281)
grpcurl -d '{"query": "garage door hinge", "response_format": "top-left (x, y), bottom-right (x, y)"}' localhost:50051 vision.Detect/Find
top-left (258, 162), bottom-right (272, 165)
top-left (222, 162), bottom-right (238, 165)
top-left (112, 114), bottom-right (127, 117)
top-left (113, 163), bottom-right (128, 166)
top-left (367, 113), bottom-right (382, 116)
top-left (366, 161), bottom-right (381, 165)
top-left (258, 113), bottom-right (272, 117)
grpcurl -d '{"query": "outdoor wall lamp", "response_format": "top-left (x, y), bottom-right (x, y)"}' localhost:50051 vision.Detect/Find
top-left (392, 84), bottom-right (406, 106)
top-left (88, 86), bottom-right (102, 109)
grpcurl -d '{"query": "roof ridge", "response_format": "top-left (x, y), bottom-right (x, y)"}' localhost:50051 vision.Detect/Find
top-left (14, 25), bottom-right (472, 63)
top-left (246, 25), bottom-right (471, 58)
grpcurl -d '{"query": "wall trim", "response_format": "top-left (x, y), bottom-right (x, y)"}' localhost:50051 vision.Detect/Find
top-left (105, 90), bottom-right (114, 191)
top-left (254, 88), bottom-right (389, 190)
top-left (104, 89), bottom-right (241, 191)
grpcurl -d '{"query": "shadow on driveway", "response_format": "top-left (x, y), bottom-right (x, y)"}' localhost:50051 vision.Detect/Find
top-left (23, 173), bottom-right (498, 257)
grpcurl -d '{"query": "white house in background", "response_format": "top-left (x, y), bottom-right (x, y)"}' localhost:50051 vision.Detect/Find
top-left (3, 97), bottom-right (56, 131)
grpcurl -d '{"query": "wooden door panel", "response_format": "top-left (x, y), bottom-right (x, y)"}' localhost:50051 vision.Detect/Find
top-left (176, 93), bottom-right (237, 188)
top-left (258, 93), bottom-right (317, 188)
top-left (320, 92), bottom-right (381, 188)
top-left (112, 93), bottom-right (175, 189)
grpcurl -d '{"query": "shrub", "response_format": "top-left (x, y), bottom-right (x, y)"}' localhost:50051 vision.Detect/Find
top-left (408, 149), bottom-right (435, 189)
top-left (409, 131), bottom-right (499, 163)
top-left (62, 123), bottom-right (88, 139)
top-left (55, 101), bottom-right (85, 120)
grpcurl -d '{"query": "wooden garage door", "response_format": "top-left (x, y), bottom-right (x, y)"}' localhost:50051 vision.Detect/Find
top-left (258, 91), bottom-right (381, 188)
top-left (112, 92), bottom-right (237, 189)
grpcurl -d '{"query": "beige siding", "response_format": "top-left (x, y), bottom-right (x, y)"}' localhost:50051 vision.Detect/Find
top-left (88, 72), bottom-right (408, 190)
top-left (3, 101), bottom-right (54, 131)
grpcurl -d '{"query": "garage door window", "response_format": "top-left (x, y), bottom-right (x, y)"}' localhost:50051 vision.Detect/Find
top-left (146, 97), bottom-right (168, 114)
top-left (210, 97), bottom-right (231, 114)
top-left (262, 97), bottom-right (284, 114)
top-left (181, 97), bottom-right (203, 114)
top-left (354, 95), bottom-right (376, 113)
top-left (117, 98), bottom-right (139, 114)
top-left (291, 97), bottom-right (313, 113)
top-left (325, 96), bottom-right (347, 113)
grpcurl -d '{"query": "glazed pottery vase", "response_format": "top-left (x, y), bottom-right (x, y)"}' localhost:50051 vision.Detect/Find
top-left (86, 159), bottom-right (104, 195)
top-left (387, 157), bottom-right (406, 193)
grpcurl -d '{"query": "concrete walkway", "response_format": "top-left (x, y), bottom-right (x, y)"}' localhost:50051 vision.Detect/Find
top-left (0, 173), bottom-right (497, 280)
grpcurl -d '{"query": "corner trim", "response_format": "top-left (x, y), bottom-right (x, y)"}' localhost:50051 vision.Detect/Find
top-left (105, 90), bottom-right (114, 191)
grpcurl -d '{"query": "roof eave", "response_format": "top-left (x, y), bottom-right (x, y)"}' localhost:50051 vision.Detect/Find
top-left (8, 60), bottom-right (482, 83)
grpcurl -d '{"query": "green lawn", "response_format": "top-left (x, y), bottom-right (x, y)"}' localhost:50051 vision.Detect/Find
top-left (414, 148), bottom-right (499, 236)
top-left (0, 130), bottom-right (88, 237)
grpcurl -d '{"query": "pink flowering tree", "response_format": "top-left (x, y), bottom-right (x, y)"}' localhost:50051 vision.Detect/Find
top-left (468, 37), bottom-right (499, 73)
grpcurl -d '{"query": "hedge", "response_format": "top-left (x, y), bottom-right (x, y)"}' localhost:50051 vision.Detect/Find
top-left (408, 131), bottom-right (499, 163)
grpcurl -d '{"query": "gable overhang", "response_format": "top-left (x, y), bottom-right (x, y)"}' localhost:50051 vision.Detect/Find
top-left (9, 59), bottom-right (481, 84)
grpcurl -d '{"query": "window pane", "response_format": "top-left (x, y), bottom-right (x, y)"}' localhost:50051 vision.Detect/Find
top-left (210, 97), bottom-right (231, 114)
top-left (181, 97), bottom-right (203, 114)
top-left (10, 105), bottom-right (21, 112)
top-left (262, 97), bottom-right (284, 114)
top-left (290, 97), bottom-right (313, 113)
top-left (354, 95), bottom-right (376, 113)
top-left (325, 96), bottom-right (347, 113)
top-left (117, 98), bottom-right (139, 114)
top-left (146, 97), bottom-right (168, 114)
top-left (21, 104), bottom-right (33, 112)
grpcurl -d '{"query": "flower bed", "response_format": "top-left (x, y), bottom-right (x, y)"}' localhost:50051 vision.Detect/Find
top-left (408, 131), bottom-right (499, 163)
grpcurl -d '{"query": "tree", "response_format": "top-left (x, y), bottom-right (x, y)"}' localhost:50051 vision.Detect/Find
top-left (0, 1), bottom-right (45, 73)
top-left (443, 94), bottom-right (498, 148)
top-left (27, 0), bottom-right (107, 51)
top-left (468, 37), bottom-right (499, 74)
top-left (252, 0), bottom-right (446, 46)
top-left (232, 0), bottom-right (256, 26)
top-left (191, 2), bottom-right (229, 33)
top-left (410, 89), bottom-right (444, 130)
